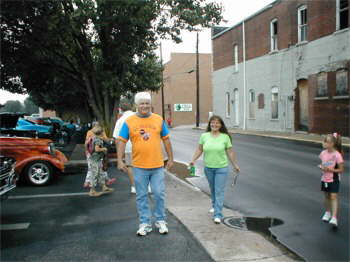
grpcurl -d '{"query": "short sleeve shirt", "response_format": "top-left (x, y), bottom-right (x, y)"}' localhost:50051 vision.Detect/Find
top-left (118, 113), bottom-right (169, 168)
top-left (199, 132), bottom-right (232, 168)
top-left (90, 136), bottom-right (105, 162)
top-left (319, 150), bottom-right (344, 182)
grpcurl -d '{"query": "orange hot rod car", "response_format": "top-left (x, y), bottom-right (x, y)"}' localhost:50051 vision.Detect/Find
top-left (0, 113), bottom-right (68, 186)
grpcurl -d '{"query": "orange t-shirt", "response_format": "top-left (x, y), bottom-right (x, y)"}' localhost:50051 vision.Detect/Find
top-left (118, 113), bottom-right (170, 168)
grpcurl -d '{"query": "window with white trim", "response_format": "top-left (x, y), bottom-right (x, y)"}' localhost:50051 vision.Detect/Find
top-left (271, 87), bottom-right (279, 119)
top-left (336, 69), bottom-right (349, 96)
top-left (225, 92), bottom-right (231, 117)
top-left (249, 89), bottom-right (255, 119)
top-left (316, 72), bottom-right (328, 97)
top-left (337, 0), bottom-right (349, 30)
top-left (233, 44), bottom-right (238, 72)
top-left (270, 19), bottom-right (278, 51)
top-left (298, 6), bottom-right (308, 42)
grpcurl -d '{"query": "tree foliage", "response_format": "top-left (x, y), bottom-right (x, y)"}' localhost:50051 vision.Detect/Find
top-left (1, 0), bottom-right (223, 133)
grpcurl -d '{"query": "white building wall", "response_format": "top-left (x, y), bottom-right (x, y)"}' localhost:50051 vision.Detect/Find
top-left (212, 30), bottom-right (350, 131)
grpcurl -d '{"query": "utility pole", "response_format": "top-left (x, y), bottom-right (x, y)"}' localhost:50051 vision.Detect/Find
top-left (160, 42), bottom-right (165, 120)
top-left (195, 32), bottom-right (200, 128)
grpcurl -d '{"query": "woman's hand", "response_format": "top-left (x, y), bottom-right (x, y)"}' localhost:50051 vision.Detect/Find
top-left (189, 161), bottom-right (195, 166)
top-left (233, 163), bottom-right (240, 173)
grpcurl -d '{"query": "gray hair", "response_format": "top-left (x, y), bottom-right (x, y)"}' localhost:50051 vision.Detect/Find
top-left (134, 92), bottom-right (151, 105)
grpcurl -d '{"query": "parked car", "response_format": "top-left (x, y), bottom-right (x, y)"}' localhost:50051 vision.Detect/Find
top-left (16, 118), bottom-right (53, 138)
top-left (0, 113), bottom-right (68, 186)
top-left (0, 155), bottom-right (17, 199)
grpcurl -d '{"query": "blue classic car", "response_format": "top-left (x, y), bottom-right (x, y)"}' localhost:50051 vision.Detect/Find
top-left (16, 118), bottom-right (53, 136)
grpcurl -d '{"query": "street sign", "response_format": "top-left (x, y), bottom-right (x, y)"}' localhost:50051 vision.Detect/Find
top-left (174, 104), bottom-right (192, 112)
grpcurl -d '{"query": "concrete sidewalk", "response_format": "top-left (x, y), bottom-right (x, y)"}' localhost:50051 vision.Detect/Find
top-left (165, 172), bottom-right (297, 262)
top-left (194, 127), bottom-right (350, 148)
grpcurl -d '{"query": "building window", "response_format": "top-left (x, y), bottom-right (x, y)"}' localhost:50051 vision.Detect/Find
top-left (298, 6), bottom-right (308, 42)
top-left (271, 87), bottom-right (279, 119)
top-left (258, 93), bottom-right (265, 109)
top-left (316, 72), bottom-right (328, 97)
top-left (249, 90), bottom-right (255, 119)
top-left (336, 69), bottom-right (349, 96)
top-left (233, 44), bottom-right (238, 72)
top-left (337, 0), bottom-right (349, 30)
top-left (270, 19), bottom-right (278, 51)
top-left (225, 92), bottom-right (231, 117)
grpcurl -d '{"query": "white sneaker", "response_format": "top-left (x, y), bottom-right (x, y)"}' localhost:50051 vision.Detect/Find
top-left (214, 218), bottom-right (221, 224)
top-left (209, 208), bottom-right (214, 213)
top-left (155, 221), bottom-right (168, 234)
top-left (136, 224), bottom-right (152, 236)
top-left (329, 217), bottom-right (338, 227)
top-left (148, 185), bottom-right (152, 193)
top-left (322, 212), bottom-right (331, 222)
top-left (131, 186), bottom-right (136, 194)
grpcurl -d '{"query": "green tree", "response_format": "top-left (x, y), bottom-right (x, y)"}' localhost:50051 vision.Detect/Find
top-left (1, 0), bottom-right (223, 134)
top-left (23, 97), bottom-right (39, 115)
top-left (0, 100), bottom-right (24, 113)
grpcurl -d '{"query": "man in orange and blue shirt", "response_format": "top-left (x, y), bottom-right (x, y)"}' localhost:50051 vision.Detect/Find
top-left (118, 92), bottom-right (174, 236)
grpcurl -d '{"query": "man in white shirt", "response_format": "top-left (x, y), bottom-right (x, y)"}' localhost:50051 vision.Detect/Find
top-left (113, 103), bottom-right (136, 193)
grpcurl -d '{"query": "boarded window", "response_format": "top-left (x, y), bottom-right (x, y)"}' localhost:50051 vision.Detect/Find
top-left (249, 90), bottom-right (255, 119)
top-left (258, 93), bottom-right (265, 109)
top-left (225, 92), bottom-right (231, 117)
top-left (271, 87), bottom-right (279, 119)
top-left (336, 69), bottom-right (349, 96)
top-left (316, 72), bottom-right (328, 97)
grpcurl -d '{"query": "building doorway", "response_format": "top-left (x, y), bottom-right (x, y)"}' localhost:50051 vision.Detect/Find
top-left (297, 79), bottom-right (309, 131)
top-left (233, 89), bottom-right (239, 126)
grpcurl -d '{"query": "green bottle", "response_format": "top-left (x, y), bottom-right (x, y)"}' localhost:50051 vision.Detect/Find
top-left (189, 165), bottom-right (195, 176)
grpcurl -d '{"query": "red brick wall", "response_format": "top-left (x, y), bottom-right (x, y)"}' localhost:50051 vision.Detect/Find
top-left (308, 62), bottom-right (350, 137)
top-left (213, 0), bottom-right (341, 71)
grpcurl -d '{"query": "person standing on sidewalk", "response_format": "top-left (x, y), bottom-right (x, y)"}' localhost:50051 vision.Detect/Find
top-left (190, 115), bottom-right (240, 224)
top-left (88, 125), bottom-right (115, 197)
top-left (113, 103), bottom-right (136, 193)
top-left (117, 92), bottom-right (174, 236)
top-left (319, 133), bottom-right (344, 228)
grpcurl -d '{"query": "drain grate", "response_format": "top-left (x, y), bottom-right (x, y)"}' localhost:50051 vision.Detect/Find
top-left (223, 217), bottom-right (249, 231)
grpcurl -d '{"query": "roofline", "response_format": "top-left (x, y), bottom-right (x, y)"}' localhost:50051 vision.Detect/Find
top-left (212, 0), bottom-right (281, 40)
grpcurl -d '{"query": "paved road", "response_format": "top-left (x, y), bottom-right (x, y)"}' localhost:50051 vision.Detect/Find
top-left (1, 167), bottom-right (213, 262)
top-left (170, 127), bottom-right (349, 262)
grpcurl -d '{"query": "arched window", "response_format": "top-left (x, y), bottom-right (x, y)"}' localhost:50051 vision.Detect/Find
top-left (249, 89), bottom-right (255, 119)
top-left (271, 87), bottom-right (279, 119)
top-left (225, 92), bottom-right (231, 117)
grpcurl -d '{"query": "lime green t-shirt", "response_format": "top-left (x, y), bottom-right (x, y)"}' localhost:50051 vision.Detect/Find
top-left (199, 132), bottom-right (232, 168)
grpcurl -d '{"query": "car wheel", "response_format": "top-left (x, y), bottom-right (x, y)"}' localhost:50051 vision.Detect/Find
top-left (24, 161), bottom-right (53, 186)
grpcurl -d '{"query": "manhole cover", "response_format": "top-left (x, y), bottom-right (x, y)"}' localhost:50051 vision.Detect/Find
top-left (223, 217), bottom-right (248, 231)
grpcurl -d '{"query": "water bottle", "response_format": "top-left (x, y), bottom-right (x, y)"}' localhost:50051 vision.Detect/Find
top-left (188, 165), bottom-right (196, 176)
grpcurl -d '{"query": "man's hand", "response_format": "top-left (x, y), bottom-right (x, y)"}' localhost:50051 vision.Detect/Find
top-left (166, 159), bottom-right (174, 171)
top-left (118, 161), bottom-right (128, 173)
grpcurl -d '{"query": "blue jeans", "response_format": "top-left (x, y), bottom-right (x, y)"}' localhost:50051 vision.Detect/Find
top-left (133, 167), bottom-right (166, 224)
top-left (204, 166), bottom-right (229, 219)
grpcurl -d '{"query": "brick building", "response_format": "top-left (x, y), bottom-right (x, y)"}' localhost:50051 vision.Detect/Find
top-left (212, 0), bottom-right (350, 136)
top-left (152, 53), bottom-right (213, 127)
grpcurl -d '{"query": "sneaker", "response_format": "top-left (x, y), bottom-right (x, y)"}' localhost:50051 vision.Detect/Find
top-left (131, 186), bottom-right (136, 194)
top-left (322, 211), bottom-right (331, 222)
top-left (329, 217), bottom-right (338, 228)
top-left (148, 185), bottom-right (152, 193)
top-left (106, 178), bottom-right (116, 185)
top-left (214, 217), bottom-right (221, 224)
top-left (209, 208), bottom-right (214, 213)
top-left (155, 221), bottom-right (168, 234)
top-left (136, 224), bottom-right (152, 236)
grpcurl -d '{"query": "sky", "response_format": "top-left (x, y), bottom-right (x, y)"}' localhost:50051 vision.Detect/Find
top-left (0, 0), bottom-right (275, 104)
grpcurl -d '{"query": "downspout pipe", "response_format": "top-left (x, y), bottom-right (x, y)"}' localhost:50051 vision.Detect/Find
top-left (243, 20), bottom-right (247, 130)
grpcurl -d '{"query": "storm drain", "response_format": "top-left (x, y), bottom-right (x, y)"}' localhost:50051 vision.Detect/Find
top-left (223, 216), bottom-right (284, 236)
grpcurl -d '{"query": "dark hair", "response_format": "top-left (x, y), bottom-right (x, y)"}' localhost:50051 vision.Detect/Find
top-left (206, 115), bottom-right (232, 142)
top-left (120, 102), bottom-right (132, 112)
top-left (324, 133), bottom-right (343, 155)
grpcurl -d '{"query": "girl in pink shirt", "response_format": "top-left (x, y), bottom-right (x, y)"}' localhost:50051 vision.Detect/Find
top-left (319, 133), bottom-right (344, 228)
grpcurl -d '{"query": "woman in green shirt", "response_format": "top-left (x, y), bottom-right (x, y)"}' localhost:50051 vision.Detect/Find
top-left (190, 115), bottom-right (240, 224)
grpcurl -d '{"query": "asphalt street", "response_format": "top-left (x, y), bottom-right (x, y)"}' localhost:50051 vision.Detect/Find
top-left (1, 166), bottom-right (213, 262)
top-left (170, 127), bottom-right (349, 262)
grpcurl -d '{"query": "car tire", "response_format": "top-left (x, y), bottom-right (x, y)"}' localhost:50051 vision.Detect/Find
top-left (24, 161), bottom-right (53, 186)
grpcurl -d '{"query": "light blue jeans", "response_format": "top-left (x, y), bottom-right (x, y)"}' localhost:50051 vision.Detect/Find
top-left (133, 167), bottom-right (166, 225)
top-left (204, 166), bottom-right (229, 219)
